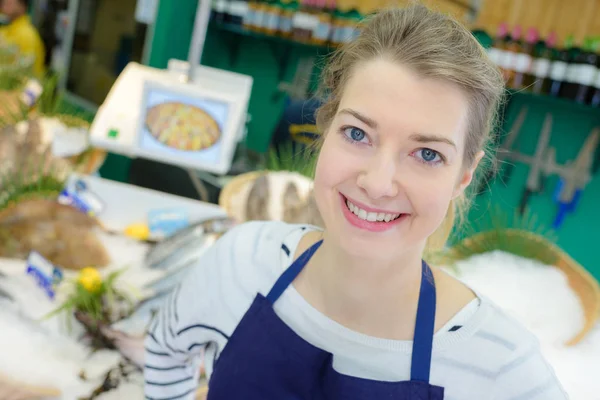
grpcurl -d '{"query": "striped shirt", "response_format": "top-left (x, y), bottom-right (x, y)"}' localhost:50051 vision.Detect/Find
top-left (144, 221), bottom-right (568, 400)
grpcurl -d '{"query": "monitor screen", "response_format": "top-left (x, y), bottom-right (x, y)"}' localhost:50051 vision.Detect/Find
top-left (139, 86), bottom-right (231, 166)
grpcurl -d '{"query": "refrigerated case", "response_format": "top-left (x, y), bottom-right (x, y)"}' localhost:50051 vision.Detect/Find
top-left (32, 0), bottom-right (158, 109)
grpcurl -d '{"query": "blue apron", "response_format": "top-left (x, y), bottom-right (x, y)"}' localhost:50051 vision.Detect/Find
top-left (208, 240), bottom-right (444, 399)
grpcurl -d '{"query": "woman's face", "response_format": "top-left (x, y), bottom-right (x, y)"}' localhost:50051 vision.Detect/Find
top-left (313, 58), bottom-right (481, 262)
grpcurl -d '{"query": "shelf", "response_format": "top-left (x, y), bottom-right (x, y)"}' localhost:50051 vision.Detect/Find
top-left (209, 20), bottom-right (600, 115)
top-left (211, 20), bottom-right (337, 53)
top-left (210, 20), bottom-right (339, 80)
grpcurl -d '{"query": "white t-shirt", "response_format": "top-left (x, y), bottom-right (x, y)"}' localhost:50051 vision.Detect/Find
top-left (144, 221), bottom-right (568, 400)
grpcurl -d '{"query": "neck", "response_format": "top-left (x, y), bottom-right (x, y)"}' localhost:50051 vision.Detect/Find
top-left (9, 13), bottom-right (25, 23)
top-left (300, 231), bottom-right (426, 339)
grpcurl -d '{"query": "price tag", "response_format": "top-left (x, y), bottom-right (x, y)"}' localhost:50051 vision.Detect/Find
top-left (58, 176), bottom-right (105, 216)
top-left (26, 252), bottom-right (63, 300)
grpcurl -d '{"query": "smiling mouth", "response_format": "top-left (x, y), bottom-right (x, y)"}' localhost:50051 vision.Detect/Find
top-left (342, 196), bottom-right (404, 223)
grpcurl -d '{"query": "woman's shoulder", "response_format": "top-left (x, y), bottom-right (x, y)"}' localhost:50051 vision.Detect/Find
top-left (475, 296), bottom-right (541, 348)
top-left (217, 220), bottom-right (318, 255)
top-left (212, 220), bottom-right (318, 278)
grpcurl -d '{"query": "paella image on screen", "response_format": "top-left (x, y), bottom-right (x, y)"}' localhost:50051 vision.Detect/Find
top-left (145, 101), bottom-right (221, 151)
top-left (140, 88), bottom-right (230, 164)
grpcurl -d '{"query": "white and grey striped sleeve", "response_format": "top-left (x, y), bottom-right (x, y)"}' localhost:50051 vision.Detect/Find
top-left (143, 227), bottom-right (238, 400)
top-left (491, 339), bottom-right (569, 400)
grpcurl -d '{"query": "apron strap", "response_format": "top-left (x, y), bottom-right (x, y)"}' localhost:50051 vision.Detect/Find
top-left (267, 240), bottom-right (323, 304)
top-left (410, 261), bottom-right (437, 383)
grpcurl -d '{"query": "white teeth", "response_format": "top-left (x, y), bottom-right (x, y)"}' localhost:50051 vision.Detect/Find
top-left (346, 199), bottom-right (402, 223)
top-left (366, 212), bottom-right (377, 222)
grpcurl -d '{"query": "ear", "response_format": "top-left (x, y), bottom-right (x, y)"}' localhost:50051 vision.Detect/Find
top-left (452, 151), bottom-right (485, 199)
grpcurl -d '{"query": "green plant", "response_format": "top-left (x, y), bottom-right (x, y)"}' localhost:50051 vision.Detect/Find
top-left (264, 142), bottom-right (317, 178)
top-left (46, 267), bottom-right (135, 332)
top-left (0, 154), bottom-right (68, 212)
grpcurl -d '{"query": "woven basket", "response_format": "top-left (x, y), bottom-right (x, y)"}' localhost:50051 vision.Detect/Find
top-left (443, 229), bottom-right (600, 346)
top-left (0, 373), bottom-right (61, 400)
top-left (218, 171), bottom-right (265, 221)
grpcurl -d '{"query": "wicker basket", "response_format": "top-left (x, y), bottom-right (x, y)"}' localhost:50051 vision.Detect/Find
top-left (443, 229), bottom-right (600, 346)
top-left (0, 373), bottom-right (61, 400)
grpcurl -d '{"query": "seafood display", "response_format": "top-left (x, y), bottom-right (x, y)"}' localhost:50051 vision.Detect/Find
top-left (145, 102), bottom-right (221, 151)
top-left (0, 199), bottom-right (110, 269)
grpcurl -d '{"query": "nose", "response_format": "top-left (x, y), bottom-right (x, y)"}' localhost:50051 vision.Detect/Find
top-left (356, 153), bottom-right (399, 199)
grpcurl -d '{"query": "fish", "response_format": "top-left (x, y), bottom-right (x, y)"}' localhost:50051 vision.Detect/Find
top-left (100, 293), bottom-right (169, 368)
top-left (0, 218), bottom-right (110, 270)
top-left (145, 217), bottom-right (235, 270)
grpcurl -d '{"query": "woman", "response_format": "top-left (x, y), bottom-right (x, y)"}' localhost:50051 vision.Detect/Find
top-left (144, 4), bottom-right (567, 400)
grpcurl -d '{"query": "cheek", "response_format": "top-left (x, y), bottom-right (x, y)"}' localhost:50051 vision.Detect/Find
top-left (314, 135), bottom-right (354, 189)
top-left (409, 170), bottom-right (459, 218)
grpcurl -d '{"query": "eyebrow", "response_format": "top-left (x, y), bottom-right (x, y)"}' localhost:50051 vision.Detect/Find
top-left (409, 134), bottom-right (457, 148)
top-left (339, 108), bottom-right (378, 129)
top-left (339, 108), bottom-right (457, 148)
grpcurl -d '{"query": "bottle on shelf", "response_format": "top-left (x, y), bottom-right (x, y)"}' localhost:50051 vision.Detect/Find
top-left (312, 7), bottom-right (332, 46)
top-left (510, 27), bottom-right (537, 90)
top-left (263, 0), bottom-right (281, 35)
top-left (589, 39), bottom-right (600, 107)
top-left (526, 31), bottom-right (556, 94)
top-left (254, 0), bottom-right (270, 32)
top-left (227, 0), bottom-right (250, 26)
top-left (243, 1), bottom-right (257, 30)
top-left (277, 1), bottom-right (295, 38)
top-left (502, 25), bottom-right (522, 85)
top-left (547, 39), bottom-right (571, 97)
top-left (212, 0), bottom-right (228, 23)
top-left (487, 22), bottom-right (509, 75)
top-left (329, 9), bottom-right (344, 46)
top-left (291, 6), bottom-right (317, 42)
top-left (574, 38), bottom-right (599, 104)
top-left (559, 36), bottom-right (581, 100)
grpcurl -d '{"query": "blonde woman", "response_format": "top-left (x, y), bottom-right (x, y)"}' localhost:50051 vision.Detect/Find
top-left (144, 4), bottom-right (567, 399)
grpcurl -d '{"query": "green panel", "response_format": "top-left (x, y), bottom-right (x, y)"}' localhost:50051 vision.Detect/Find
top-left (98, 153), bottom-right (131, 183)
top-left (148, 0), bottom-right (199, 69)
top-left (461, 93), bottom-right (600, 281)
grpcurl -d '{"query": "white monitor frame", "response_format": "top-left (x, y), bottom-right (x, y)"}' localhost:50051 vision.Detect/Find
top-left (134, 78), bottom-right (245, 175)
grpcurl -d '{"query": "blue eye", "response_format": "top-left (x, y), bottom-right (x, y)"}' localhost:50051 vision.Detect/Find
top-left (421, 149), bottom-right (437, 162)
top-left (342, 127), bottom-right (367, 143)
top-left (414, 148), bottom-right (443, 165)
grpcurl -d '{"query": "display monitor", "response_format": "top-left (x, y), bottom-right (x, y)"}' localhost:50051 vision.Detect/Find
top-left (134, 79), bottom-right (244, 175)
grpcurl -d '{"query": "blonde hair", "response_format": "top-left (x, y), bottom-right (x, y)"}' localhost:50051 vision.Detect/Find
top-left (313, 2), bottom-right (505, 249)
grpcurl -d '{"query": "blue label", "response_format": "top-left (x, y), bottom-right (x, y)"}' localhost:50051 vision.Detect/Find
top-left (26, 252), bottom-right (63, 300)
top-left (148, 208), bottom-right (189, 238)
top-left (58, 178), bottom-right (104, 216)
